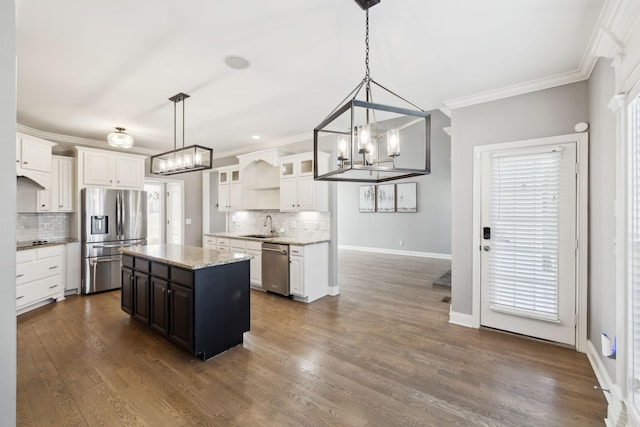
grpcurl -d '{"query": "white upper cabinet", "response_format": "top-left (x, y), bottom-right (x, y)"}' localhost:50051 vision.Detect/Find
top-left (37, 156), bottom-right (75, 212)
top-left (279, 152), bottom-right (328, 212)
top-left (76, 147), bottom-right (146, 190)
top-left (16, 133), bottom-right (56, 188)
top-left (56, 156), bottom-right (74, 211)
top-left (217, 165), bottom-right (241, 212)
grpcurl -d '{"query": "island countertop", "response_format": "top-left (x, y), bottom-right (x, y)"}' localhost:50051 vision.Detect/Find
top-left (121, 243), bottom-right (252, 270)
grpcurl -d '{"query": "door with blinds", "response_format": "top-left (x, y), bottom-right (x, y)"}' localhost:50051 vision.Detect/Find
top-left (480, 142), bottom-right (577, 345)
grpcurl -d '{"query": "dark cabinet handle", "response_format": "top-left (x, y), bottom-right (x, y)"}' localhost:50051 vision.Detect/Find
top-left (16, 296), bottom-right (24, 300)
top-left (49, 285), bottom-right (58, 289)
top-left (49, 266), bottom-right (58, 270)
top-left (16, 274), bottom-right (24, 278)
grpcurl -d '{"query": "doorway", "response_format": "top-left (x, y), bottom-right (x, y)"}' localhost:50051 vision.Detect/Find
top-left (144, 180), bottom-right (184, 245)
top-left (472, 133), bottom-right (588, 350)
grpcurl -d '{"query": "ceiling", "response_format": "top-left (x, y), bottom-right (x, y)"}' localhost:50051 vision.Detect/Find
top-left (16, 0), bottom-right (605, 158)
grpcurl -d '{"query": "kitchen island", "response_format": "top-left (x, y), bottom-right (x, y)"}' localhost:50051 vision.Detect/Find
top-left (121, 244), bottom-right (252, 361)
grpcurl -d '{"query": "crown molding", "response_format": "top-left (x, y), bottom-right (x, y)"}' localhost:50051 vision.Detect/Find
top-left (17, 124), bottom-right (159, 156)
top-left (444, 0), bottom-right (622, 111)
top-left (444, 69), bottom-right (588, 111)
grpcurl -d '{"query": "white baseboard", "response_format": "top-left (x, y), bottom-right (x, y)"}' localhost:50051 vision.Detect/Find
top-left (328, 286), bottom-right (340, 296)
top-left (586, 340), bottom-right (627, 426)
top-left (338, 245), bottom-right (452, 260)
top-left (448, 306), bottom-right (475, 328)
top-left (586, 339), bottom-right (613, 403)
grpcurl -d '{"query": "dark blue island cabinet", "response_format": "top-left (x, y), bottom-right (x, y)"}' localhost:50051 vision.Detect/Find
top-left (121, 244), bottom-right (251, 361)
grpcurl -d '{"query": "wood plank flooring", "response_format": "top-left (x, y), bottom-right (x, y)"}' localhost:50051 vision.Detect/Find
top-left (17, 250), bottom-right (606, 426)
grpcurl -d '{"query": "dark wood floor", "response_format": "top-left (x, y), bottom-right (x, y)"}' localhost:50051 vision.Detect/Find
top-left (17, 250), bottom-right (606, 426)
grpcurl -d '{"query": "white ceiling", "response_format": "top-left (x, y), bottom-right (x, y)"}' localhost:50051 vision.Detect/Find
top-left (16, 0), bottom-right (605, 157)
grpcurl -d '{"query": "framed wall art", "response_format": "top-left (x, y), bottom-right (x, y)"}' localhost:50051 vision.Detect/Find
top-left (376, 184), bottom-right (395, 212)
top-left (359, 185), bottom-right (376, 212)
top-left (396, 182), bottom-right (417, 212)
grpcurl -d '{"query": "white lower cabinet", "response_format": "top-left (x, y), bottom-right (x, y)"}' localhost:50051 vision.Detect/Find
top-left (203, 235), bottom-right (217, 249)
top-left (216, 238), bottom-right (230, 253)
top-left (289, 243), bottom-right (328, 303)
top-left (203, 235), bottom-right (263, 288)
top-left (65, 242), bottom-right (81, 294)
top-left (16, 245), bottom-right (65, 314)
top-left (245, 241), bottom-right (262, 288)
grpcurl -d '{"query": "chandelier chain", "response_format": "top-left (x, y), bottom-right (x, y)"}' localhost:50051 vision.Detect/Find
top-left (365, 7), bottom-right (370, 81)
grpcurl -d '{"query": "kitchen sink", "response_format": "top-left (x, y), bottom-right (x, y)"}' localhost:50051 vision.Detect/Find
top-left (241, 234), bottom-right (273, 239)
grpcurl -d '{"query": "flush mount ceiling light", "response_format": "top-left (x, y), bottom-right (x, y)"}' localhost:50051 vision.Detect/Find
top-left (313, 0), bottom-right (430, 183)
top-left (150, 93), bottom-right (213, 176)
top-left (107, 127), bottom-right (134, 149)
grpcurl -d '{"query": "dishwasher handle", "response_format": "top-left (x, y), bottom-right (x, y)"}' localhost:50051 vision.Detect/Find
top-left (262, 247), bottom-right (288, 254)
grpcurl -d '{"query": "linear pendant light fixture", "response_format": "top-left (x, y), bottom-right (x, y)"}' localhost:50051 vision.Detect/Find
top-left (150, 92), bottom-right (213, 176)
top-left (313, 0), bottom-right (430, 183)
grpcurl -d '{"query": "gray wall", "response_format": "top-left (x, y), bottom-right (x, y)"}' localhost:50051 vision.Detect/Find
top-left (1, 0), bottom-right (17, 422)
top-left (588, 58), bottom-right (617, 378)
top-left (450, 81), bottom-right (589, 314)
top-left (336, 109), bottom-right (452, 255)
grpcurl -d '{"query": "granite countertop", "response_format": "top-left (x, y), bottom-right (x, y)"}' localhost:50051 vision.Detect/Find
top-left (206, 232), bottom-right (330, 246)
top-left (121, 243), bottom-right (252, 270)
top-left (16, 238), bottom-right (79, 251)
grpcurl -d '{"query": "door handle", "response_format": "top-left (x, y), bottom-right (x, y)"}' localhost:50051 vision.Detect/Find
top-left (483, 246), bottom-right (491, 252)
top-left (262, 247), bottom-right (287, 254)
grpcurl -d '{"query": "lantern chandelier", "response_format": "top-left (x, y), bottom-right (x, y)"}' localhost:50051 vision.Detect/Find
top-left (150, 92), bottom-right (213, 176)
top-left (313, 0), bottom-right (431, 183)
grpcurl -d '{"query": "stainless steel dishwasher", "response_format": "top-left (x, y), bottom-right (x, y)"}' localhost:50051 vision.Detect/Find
top-left (262, 242), bottom-right (290, 295)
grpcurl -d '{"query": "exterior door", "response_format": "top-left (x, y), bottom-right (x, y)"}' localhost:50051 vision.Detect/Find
top-left (480, 142), bottom-right (577, 345)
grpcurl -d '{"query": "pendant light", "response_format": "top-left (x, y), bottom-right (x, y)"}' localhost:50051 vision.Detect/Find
top-left (313, 0), bottom-right (430, 183)
top-left (107, 127), bottom-right (134, 149)
top-left (150, 92), bottom-right (213, 175)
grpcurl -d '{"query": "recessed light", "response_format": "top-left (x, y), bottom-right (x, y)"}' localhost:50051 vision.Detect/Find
top-left (224, 55), bottom-right (250, 70)
top-left (251, 135), bottom-right (261, 140)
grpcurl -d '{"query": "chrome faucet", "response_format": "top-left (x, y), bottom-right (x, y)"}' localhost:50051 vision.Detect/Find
top-left (264, 215), bottom-right (275, 235)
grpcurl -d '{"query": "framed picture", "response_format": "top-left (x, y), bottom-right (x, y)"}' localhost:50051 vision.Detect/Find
top-left (376, 184), bottom-right (395, 212)
top-left (396, 182), bottom-right (417, 212)
top-left (359, 185), bottom-right (376, 212)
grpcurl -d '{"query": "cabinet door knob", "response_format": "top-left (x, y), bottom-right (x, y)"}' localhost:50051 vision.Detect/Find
top-left (16, 160), bottom-right (19, 163)
top-left (23, 161), bottom-right (28, 165)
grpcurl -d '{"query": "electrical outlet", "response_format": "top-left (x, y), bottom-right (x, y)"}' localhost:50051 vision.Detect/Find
top-left (399, 240), bottom-right (404, 246)
top-left (185, 218), bottom-right (192, 225)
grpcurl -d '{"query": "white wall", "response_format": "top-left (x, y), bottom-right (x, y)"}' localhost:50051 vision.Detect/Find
top-left (450, 81), bottom-right (589, 314)
top-left (1, 0), bottom-right (17, 423)
top-left (588, 58), bottom-right (617, 378)
top-left (336, 109), bottom-right (451, 255)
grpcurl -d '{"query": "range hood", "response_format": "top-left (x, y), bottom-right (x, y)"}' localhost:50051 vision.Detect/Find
top-left (16, 171), bottom-right (51, 190)
top-left (16, 169), bottom-right (50, 189)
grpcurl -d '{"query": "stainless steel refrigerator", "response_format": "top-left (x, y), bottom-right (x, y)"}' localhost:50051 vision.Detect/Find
top-left (81, 188), bottom-right (147, 294)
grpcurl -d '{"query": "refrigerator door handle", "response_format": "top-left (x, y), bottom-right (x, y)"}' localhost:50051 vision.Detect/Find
top-left (116, 191), bottom-right (122, 239)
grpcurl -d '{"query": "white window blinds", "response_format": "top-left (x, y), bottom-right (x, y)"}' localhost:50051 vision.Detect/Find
top-left (488, 148), bottom-right (562, 322)
top-left (630, 94), bottom-right (640, 409)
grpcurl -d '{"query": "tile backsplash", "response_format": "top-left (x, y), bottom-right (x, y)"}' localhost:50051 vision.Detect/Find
top-left (16, 213), bottom-right (71, 242)
top-left (227, 211), bottom-right (330, 240)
